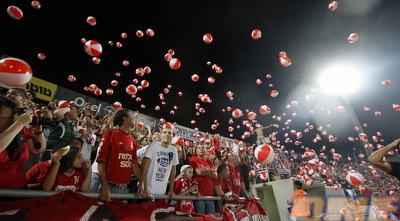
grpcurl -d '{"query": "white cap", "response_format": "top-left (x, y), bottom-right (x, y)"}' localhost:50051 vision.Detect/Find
top-left (180, 165), bottom-right (191, 173)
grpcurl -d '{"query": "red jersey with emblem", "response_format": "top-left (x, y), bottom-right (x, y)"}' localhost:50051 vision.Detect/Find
top-left (96, 129), bottom-right (138, 184)
top-left (190, 156), bottom-right (215, 196)
top-left (174, 178), bottom-right (195, 213)
top-left (52, 169), bottom-right (86, 191)
top-left (227, 163), bottom-right (243, 196)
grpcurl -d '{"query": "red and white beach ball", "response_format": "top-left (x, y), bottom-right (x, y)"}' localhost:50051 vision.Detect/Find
top-left (136, 30), bottom-right (144, 38)
top-left (259, 105), bottom-right (270, 115)
top-left (7, 6), bottom-right (23, 20)
top-left (126, 84), bottom-right (137, 95)
top-left (232, 108), bottom-right (243, 118)
top-left (169, 58), bottom-right (181, 70)
top-left (37, 53), bottom-right (46, 60)
top-left (270, 90), bottom-right (279, 97)
top-left (328, 1), bottom-right (338, 11)
top-left (106, 88), bottom-right (113, 95)
top-left (203, 33), bottom-right (213, 44)
top-left (146, 28), bottom-right (155, 37)
top-left (207, 149), bottom-right (216, 159)
top-left (31, 1), bottom-right (41, 9)
top-left (259, 171), bottom-right (269, 181)
top-left (247, 111), bottom-right (257, 120)
top-left (68, 75), bottom-right (76, 82)
top-left (346, 172), bottom-right (364, 186)
top-left (251, 29), bottom-right (262, 40)
top-left (84, 40), bottom-right (103, 57)
top-left (348, 33), bottom-right (359, 43)
top-left (113, 101), bottom-right (122, 109)
top-left (86, 16), bottom-right (97, 26)
top-left (0, 57), bottom-right (32, 86)
top-left (254, 144), bottom-right (275, 164)
top-left (279, 56), bottom-right (292, 67)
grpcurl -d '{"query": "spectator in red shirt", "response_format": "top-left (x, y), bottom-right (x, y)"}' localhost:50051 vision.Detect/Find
top-left (227, 154), bottom-right (246, 199)
top-left (42, 146), bottom-right (91, 192)
top-left (96, 109), bottom-right (146, 202)
top-left (190, 143), bottom-right (217, 214)
top-left (174, 165), bottom-right (197, 213)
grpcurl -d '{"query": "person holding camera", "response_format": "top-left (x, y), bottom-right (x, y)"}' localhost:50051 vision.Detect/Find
top-left (42, 102), bottom-right (78, 162)
top-left (4, 89), bottom-right (47, 173)
top-left (0, 96), bottom-right (43, 189)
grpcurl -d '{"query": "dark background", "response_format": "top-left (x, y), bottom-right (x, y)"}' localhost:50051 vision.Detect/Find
top-left (1, 0), bottom-right (400, 160)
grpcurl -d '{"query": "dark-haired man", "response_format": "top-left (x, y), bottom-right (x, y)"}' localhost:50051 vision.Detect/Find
top-left (287, 180), bottom-right (311, 221)
top-left (96, 109), bottom-right (146, 202)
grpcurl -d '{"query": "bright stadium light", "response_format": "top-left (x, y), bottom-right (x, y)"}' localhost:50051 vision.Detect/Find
top-left (318, 65), bottom-right (361, 95)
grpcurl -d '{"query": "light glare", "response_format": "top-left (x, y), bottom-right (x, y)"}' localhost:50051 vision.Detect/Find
top-left (319, 66), bottom-right (360, 95)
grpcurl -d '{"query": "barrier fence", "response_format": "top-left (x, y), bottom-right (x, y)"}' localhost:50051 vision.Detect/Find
top-left (0, 189), bottom-right (249, 201)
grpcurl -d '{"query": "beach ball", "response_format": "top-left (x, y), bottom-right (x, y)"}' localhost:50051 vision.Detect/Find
top-left (207, 149), bottom-right (216, 159)
top-left (232, 108), bottom-right (243, 118)
top-left (0, 57), bottom-right (32, 86)
top-left (348, 33), bottom-right (359, 43)
top-left (203, 33), bottom-right (213, 44)
top-left (136, 30), bottom-right (144, 38)
top-left (279, 56), bottom-right (292, 67)
top-left (259, 105), bottom-right (270, 115)
top-left (113, 101), bottom-right (122, 109)
top-left (346, 172), bottom-right (364, 186)
top-left (7, 6), bottom-right (23, 20)
top-left (84, 40), bottom-right (102, 57)
top-left (328, 1), bottom-right (338, 11)
top-left (31, 1), bottom-right (41, 9)
top-left (247, 111), bottom-right (257, 120)
top-left (86, 16), bottom-right (96, 26)
top-left (126, 84), bottom-right (137, 95)
top-left (251, 29), bottom-right (262, 40)
top-left (169, 58), bottom-right (181, 70)
top-left (259, 171), bottom-right (269, 181)
top-left (254, 144), bottom-right (275, 164)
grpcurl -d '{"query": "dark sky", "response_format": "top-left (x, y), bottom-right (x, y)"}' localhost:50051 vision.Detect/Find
top-left (1, 0), bottom-right (400, 159)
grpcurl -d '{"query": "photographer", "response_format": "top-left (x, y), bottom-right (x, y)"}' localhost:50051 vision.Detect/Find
top-left (5, 88), bottom-right (47, 154)
top-left (0, 96), bottom-right (44, 189)
top-left (42, 103), bottom-right (78, 162)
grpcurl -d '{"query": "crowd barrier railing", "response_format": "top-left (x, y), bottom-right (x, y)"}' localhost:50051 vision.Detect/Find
top-left (0, 189), bottom-right (249, 201)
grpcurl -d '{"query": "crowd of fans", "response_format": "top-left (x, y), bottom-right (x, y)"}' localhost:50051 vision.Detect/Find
top-left (1, 87), bottom-right (400, 217)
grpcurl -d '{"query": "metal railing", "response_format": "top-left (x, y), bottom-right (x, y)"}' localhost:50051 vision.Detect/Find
top-left (0, 189), bottom-right (249, 201)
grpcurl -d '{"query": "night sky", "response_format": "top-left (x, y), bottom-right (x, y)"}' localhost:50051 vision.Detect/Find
top-left (1, 0), bottom-right (400, 160)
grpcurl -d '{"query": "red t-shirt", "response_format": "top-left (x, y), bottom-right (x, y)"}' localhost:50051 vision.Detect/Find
top-left (213, 175), bottom-right (229, 194)
top-left (213, 137), bottom-right (221, 152)
top-left (26, 161), bottom-right (51, 184)
top-left (227, 163), bottom-right (243, 196)
top-left (0, 128), bottom-right (33, 189)
top-left (53, 169), bottom-right (86, 191)
top-left (96, 129), bottom-right (138, 184)
top-left (174, 178), bottom-right (195, 213)
top-left (190, 156), bottom-right (215, 196)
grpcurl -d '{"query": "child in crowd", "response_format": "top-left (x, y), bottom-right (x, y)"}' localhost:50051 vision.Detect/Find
top-left (42, 146), bottom-right (91, 192)
top-left (174, 165), bottom-right (198, 213)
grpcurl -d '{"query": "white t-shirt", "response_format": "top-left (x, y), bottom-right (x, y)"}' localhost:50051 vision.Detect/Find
top-left (136, 145), bottom-right (149, 159)
top-left (75, 126), bottom-right (97, 161)
top-left (143, 142), bottom-right (179, 195)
